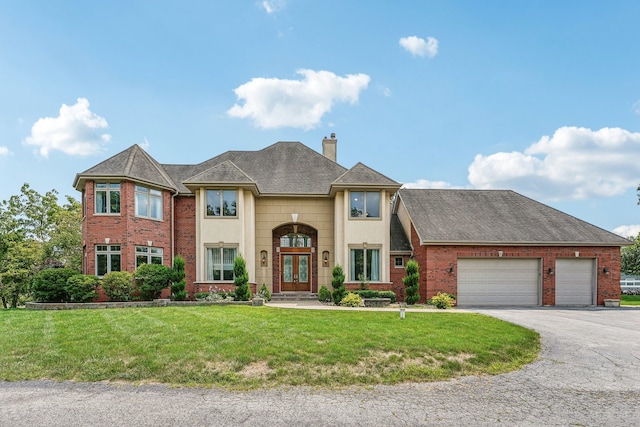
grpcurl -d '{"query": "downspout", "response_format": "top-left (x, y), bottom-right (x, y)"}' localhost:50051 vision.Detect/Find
top-left (171, 191), bottom-right (177, 264)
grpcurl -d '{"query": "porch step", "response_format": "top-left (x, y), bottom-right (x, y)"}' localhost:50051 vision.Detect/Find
top-left (270, 293), bottom-right (318, 301)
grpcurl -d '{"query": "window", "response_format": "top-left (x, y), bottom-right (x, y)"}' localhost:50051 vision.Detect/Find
top-left (206, 190), bottom-right (237, 216)
top-left (95, 182), bottom-right (120, 214)
top-left (96, 245), bottom-right (121, 276)
top-left (394, 257), bottom-right (404, 268)
top-left (206, 247), bottom-right (237, 281)
top-left (135, 246), bottom-right (163, 268)
top-left (350, 191), bottom-right (380, 218)
top-left (350, 248), bottom-right (380, 281)
top-left (135, 185), bottom-right (163, 220)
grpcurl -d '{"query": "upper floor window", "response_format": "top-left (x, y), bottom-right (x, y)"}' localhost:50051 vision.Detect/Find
top-left (135, 185), bottom-right (163, 220)
top-left (96, 245), bottom-right (121, 277)
top-left (206, 190), bottom-right (237, 217)
top-left (350, 248), bottom-right (380, 281)
top-left (350, 191), bottom-right (380, 218)
top-left (95, 182), bottom-right (120, 214)
top-left (135, 246), bottom-right (163, 268)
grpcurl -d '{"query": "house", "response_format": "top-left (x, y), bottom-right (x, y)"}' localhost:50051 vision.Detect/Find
top-left (73, 136), bottom-right (629, 306)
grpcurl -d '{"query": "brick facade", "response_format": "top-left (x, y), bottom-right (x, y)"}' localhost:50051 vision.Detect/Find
top-left (388, 222), bottom-right (622, 306)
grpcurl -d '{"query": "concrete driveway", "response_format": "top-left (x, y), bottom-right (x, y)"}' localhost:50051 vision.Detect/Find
top-left (1, 307), bottom-right (639, 426)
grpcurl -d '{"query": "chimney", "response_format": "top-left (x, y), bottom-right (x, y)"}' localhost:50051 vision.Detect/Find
top-left (322, 133), bottom-right (337, 162)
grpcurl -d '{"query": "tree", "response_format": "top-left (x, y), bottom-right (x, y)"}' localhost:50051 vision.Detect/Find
top-left (233, 255), bottom-right (251, 301)
top-left (331, 264), bottom-right (346, 305)
top-left (403, 260), bottom-right (420, 305)
top-left (0, 184), bottom-right (82, 307)
top-left (621, 234), bottom-right (640, 275)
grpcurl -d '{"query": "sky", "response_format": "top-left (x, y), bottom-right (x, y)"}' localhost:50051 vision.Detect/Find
top-left (1, 1), bottom-right (640, 238)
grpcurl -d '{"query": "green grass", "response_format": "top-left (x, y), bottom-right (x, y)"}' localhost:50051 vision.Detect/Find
top-left (0, 306), bottom-right (539, 389)
top-left (621, 295), bottom-right (640, 306)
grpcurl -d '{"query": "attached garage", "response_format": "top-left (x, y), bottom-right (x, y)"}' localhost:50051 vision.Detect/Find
top-left (457, 258), bottom-right (540, 306)
top-left (555, 258), bottom-right (595, 305)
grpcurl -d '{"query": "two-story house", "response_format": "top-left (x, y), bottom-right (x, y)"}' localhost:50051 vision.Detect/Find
top-left (74, 135), bottom-right (630, 306)
top-left (73, 134), bottom-right (402, 298)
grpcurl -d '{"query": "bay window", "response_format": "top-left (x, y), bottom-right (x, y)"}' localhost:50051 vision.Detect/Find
top-left (135, 185), bottom-right (163, 220)
top-left (96, 245), bottom-right (121, 276)
top-left (95, 182), bottom-right (120, 214)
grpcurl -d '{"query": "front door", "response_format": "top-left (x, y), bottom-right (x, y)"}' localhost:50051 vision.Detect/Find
top-left (281, 254), bottom-right (310, 292)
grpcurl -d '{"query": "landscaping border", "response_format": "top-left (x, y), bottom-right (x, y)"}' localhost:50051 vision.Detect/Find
top-left (25, 299), bottom-right (253, 310)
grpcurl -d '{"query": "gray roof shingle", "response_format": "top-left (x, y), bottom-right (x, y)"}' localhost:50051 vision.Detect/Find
top-left (75, 141), bottom-right (399, 196)
top-left (398, 189), bottom-right (630, 246)
top-left (390, 214), bottom-right (412, 252)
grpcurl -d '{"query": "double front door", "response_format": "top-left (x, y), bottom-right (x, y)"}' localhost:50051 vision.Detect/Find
top-left (281, 254), bottom-right (310, 292)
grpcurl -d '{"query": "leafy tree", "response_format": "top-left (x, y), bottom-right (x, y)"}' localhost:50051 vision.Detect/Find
top-left (135, 263), bottom-right (173, 300)
top-left (621, 234), bottom-right (640, 275)
top-left (171, 255), bottom-right (188, 301)
top-left (331, 265), bottom-right (346, 305)
top-left (233, 255), bottom-right (251, 301)
top-left (0, 184), bottom-right (82, 307)
top-left (403, 260), bottom-right (420, 305)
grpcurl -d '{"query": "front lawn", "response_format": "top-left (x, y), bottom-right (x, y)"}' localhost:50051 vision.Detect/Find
top-left (621, 295), bottom-right (640, 306)
top-left (0, 306), bottom-right (539, 389)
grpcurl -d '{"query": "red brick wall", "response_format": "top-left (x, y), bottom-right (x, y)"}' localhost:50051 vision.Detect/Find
top-left (174, 196), bottom-right (197, 298)
top-left (396, 223), bottom-right (622, 306)
top-left (83, 180), bottom-right (174, 300)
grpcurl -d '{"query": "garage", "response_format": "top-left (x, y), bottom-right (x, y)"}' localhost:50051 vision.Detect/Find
top-left (457, 258), bottom-right (540, 306)
top-left (555, 258), bottom-right (595, 305)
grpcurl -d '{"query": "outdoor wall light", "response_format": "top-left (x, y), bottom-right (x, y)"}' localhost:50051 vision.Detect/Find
top-left (548, 268), bottom-right (554, 275)
top-left (260, 250), bottom-right (268, 267)
top-left (323, 251), bottom-right (329, 266)
top-left (447, 267), bottom-right (454, 273)
top-left (603, 267), bottom-right (610, 274)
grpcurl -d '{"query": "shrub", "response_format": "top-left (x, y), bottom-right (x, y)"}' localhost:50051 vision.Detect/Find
top-left (318, 285), bottom-right (332, 302)
top-left (31, 267), bottom-right (78, 302)
top-left (65, 274), bottom-right (100, 303)
top-left (233, 255), bottom-right (251, 301)
top-left (403, 260), bottom-right (420, 305)
top-left (194, 292), bottom-right (210, 300)
top-left (101, 271), bottom-right (134, 302)
top-left (135, 263), bottom-right (173, 300)
top-left (340, 292), bottom-right (363, 307)
top-left (171, 255), bottom-right (188, 301)
top-left (256, 283), bottom-right (271, 301)
top-left (351, 289), bottom-right (397, 303)
top-left (429, 292), bottom-right (455, 309)
top-left (331, 265), bottom-right (346, 305)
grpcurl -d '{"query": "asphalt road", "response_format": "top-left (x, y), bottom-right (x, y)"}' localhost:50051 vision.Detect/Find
top-left (1, 307), bottom-right (639, 426)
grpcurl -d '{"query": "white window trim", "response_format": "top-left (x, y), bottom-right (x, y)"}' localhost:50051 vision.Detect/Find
top-left (95, 182), bottom-right (121, 215)
top-left (135, 185), bottom-right (163, 220)
top-left (96, 244), bottom-right (121, 277)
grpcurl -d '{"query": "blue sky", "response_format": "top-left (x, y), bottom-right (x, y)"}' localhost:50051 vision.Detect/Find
top-left (1, 1), bottom-right (640, 237)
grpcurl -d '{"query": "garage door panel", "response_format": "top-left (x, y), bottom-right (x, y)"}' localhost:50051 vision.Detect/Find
top-left (555, 259), bottom-right (594, 305)
top-left (457, 259), bottom-right (540, 306)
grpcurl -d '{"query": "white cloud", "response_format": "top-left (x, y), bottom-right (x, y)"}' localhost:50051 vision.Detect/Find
top-left (399, 36), bottom-right (438, 58)
top-left (23, 98), bottom-right (111, 157)
top-left (227, 69), bottom-right (370, 130)
top-left (613, 224), bottom-right (640, 239)
top-left (468, 126), bottom-right (640, 201)
top-left (262, 0), bottom-right (286, 14)
top-left (0, 146), bottom-right (10, 156)
top-left (402, 179), bottom-right (459, 189)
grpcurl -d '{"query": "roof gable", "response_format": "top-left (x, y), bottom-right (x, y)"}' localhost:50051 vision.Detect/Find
top-left (332, 162), bottom-right (400, 189)
top-left (398, 189), bottom-right (630, 246)
top-left (73, 144), bottom-right (177, 191)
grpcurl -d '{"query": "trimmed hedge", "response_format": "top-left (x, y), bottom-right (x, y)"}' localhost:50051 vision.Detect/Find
top-left (350, 289), bottom-right (397, 303)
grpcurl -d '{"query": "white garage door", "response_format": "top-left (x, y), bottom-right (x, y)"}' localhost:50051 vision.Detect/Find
top-left (555, 259), bottom-right (594, 305)
top-left (457, 258), bottom-right (540, 306)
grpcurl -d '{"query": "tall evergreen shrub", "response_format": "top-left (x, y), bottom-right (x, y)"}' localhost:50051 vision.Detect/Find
top-left (403, 260), bottom-right (420, 305)
top-left (233, 255), bottom-right (251, 301)
top-left (331, 264), bottom-right (346, 305)
top-left (171, 255), bottom-right (187, 301)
